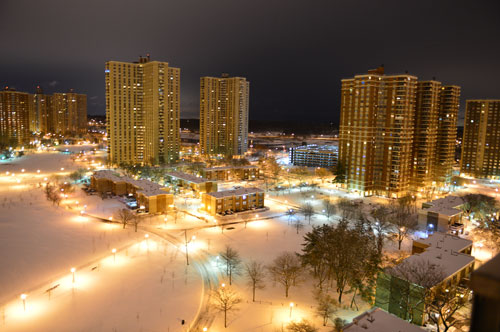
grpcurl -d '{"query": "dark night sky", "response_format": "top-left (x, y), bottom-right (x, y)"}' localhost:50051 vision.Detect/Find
top-left (1, 0), bottom-right (499, 124)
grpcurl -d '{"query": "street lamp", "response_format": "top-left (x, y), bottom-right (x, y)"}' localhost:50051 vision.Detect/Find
top-left (289, 302), bottom-right (294, 318)
top-left (203, 328), bottom-right (207, 332)
top-left (20, 293), bottom-right (27, 311)
top-left (112, 248), bottom-right (117, 262)
top-left (71, 267), bottom-right (76, 283)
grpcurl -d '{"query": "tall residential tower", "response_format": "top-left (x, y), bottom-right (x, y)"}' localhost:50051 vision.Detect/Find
top-left (200, 74), bottom-right (249, 156)
top-left (339, 67), bottom-right (460, 197)
top-left (461, 100), bottom-right (500, 178)
top-left (105, 55), bottom-right (180, 165)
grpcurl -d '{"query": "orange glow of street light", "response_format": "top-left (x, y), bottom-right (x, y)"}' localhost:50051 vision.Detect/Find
top-left (71, 267), bottom-right (76, 283)
top-left (112, 248), bottom-right (117, 262)
top-left (20, 293), bottom-right (27, 311)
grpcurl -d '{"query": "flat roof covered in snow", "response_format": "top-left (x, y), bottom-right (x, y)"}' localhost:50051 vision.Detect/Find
top-left (414, 232), bottom-right (472, 253)
top-left (205, 187), bottom-right (264, 199)
top-left (422, 195), bottom-right (464, 217)
top-left (92, 170), bottom-right (169, 197)
top-left (165, 171), bottom-right (210, 184)
top-left (343, 308), bottom-right (424, 332)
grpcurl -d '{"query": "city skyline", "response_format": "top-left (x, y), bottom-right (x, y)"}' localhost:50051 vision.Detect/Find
top-left (1, 0), bottom-right (499, 121)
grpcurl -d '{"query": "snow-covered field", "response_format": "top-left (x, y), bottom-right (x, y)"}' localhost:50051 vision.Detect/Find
top-left (0, 146), bottom-right (418, 331)
top-left (0, 147), bottom-right (202, 332)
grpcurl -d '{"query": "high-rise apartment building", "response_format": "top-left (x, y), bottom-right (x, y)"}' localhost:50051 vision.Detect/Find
top-left (106, 55), bottom-right (180, 165)
top-left (52, 90), bottom-right (87, 135)
top-left (461, 100), bottom-right (500, 178)
top-left (434, 86), bottom-right (460, 185)
top-left (200, 74), bottom-right (249, 156)
top-left (339, 67), bottom-right (417, 198)
top-left (32, 86), bottom-right (52, 133)
top-left (0, 87), bottom-right (32, 144)
top-left (339, 67), bottom-right (460, 197)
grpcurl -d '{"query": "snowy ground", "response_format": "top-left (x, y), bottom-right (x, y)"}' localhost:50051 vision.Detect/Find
top-left (0, 147), bottom-right (422, 332)
top-left (0, 147), bottom-right (202, 332)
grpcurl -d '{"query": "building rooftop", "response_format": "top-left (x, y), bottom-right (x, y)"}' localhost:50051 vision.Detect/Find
top-left (414, 232), bottom-right (472, 253)
top-left (92, 170), bottom-right (169, 197)
top-left (203, 165), bottom-right (258, 171)
top-left (390, 246), bottom-right (474, 286)
top-left (343, 308), bottom-right (424, 332)
top-left (422, 195), bottom-right (464, 216)
top-left (292, 144), bottom-right (338, 152)
top-left (165, 171), bottom-right (210, 184)
top-left (205, 187), bottom-right (264, 198)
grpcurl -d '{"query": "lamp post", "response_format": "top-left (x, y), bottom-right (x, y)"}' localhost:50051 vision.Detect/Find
top-left (20, 294), bottom-right (27, 311)
top-left (112, 248), bottom-right (117, 262)
top-left (71, 267), bottom-right (76, 283)
top-left (289, 302), bottom-right (294, 319)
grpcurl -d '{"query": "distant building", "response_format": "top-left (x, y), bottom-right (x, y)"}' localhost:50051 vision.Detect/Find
top-left (418, 195), bottom-right (465, 233)
top-left (200, 74), bottom-right (249, 156)
top-left (339, 67), bottom-right (460, 197)
top-left (201, 165), bottom-right (259, 181)
top-left (201, 187), bottom-right (264, 216)
top-left (106, 55), bottom-right (180, 165)
top-left (375, 233), bottom-right (474, 325)
top-left (0, 87), bottom-right (32, 144)
top-left (343, 307), bottom-right (425, 332)
top-left (90, 170), bottom-right (173, 214)
top-left (164, 171), bottom-right (217, 197)
top-left (32, 86), bottom-right (51, 133)
top-left (289, 144), bottom-right (338, 168)
top-left (52, 90), bottom-right (87, 135)
top-left (460, 100), bottom-right (500, 179)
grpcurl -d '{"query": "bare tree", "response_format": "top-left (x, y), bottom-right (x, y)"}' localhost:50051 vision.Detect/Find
top-left (286, 208), bottom-right (296, 224)
top-left (220, 245), bottom-right (242, 285)
top-left (389, 212), bottom-right (418, 250)
top-left (388, 259), bottom-right (447, 324)
top-left (322, 199), bottom-right (337, 221)
top-left (369, 206), bottom-right (392, 255)
top-left (114, 208), bottom-right (135, 229)
top-left (131, 214), bottom-right (142, 232)
top-left (426, 284), bottom-right (468, 332)
top-left (267, 252), bottom-right (303, 297)
top-left (315, 168), bottom-right (331, 184)
top-left (314, 289), bottom-right (338, 326)
top-left (301, 203), bottom-right (314, 224)
top-left (212, 285), bottom-right (242, 328)
top-left (293, 217), bottom-right (304, 234)
top-left (287, 319), bottom-right (318, 332)
top-left (245, 260), bottom-right (266, 301)
top-left (332, 318), bottom-right (346, 332)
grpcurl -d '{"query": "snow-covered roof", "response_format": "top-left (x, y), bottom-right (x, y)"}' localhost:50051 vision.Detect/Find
top-left (165, 171), bottom-right (210, 184)
top-left (414, 232), bottom-right (472, 253)
top-left (92, 170), bottom-right (168, 197)
top-left (203, 165), bottom-right (258, 171)
top-left (344, 308), bottom-right (424, 332)
top-left (205, 187), bottom-right (264, 199)
top-left (389, 234), bottom-right (474, 286)
top-left (422, 195), bottom-right (464, 217)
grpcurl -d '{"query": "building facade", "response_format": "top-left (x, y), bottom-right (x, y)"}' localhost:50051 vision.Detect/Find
top-left (460, 100), bottom-right (500, 178)
top-left (52, 90), bottom-right (87, 135)
top-left (201, 165), bottom-right (259, 181)
top-left (32, 86), bottom-right (51, 133)
top-left (106, 55), bottom-right (180, 166)
top-left (339, 67), bottom-right (460, 197)
top-left (289, 145), bottom-right (338, 168)
top-left (200, 74), bottom-right (249, 156)
top-left (0, 87), bottom-right (33, 144)
top-left (201, 187), bottom-right (264, 216)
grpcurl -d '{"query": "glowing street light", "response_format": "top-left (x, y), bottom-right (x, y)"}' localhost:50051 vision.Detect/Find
top-left (71, 267), bottom-right (76, 283)
top-left (37, 169), bottom-right (40, 173)
top-left (203, 328), bottom-right (208, 331)
top-left (221, 283), bottom-right (226, 288)
top-left (289, 302), bottom-right (294, 318)
top-left (112, 248), bottom-right (117, 262)
top-left (20, 293), bottom-right (27, 311)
